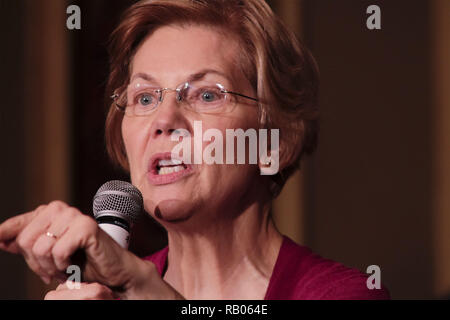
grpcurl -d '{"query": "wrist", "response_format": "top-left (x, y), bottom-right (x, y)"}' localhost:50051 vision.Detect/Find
top-left (120, 257), bottom-right (184, 300)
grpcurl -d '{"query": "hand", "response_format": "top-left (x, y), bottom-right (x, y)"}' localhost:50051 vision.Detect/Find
top-left (0, 200), bottom-right (129, 286)
top-left (44, 282), bottom-right (116, 300)
top-left (0, 200), bottom-right (184, 300)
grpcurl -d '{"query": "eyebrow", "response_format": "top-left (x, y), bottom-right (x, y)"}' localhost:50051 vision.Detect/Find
top-left (130, 72), bottom-right (157, 84)
top-left (129, 69), bottom-right (232, 86)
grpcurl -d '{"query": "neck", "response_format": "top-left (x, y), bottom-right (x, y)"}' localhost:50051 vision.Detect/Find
top-left (162, 202), bottom-right (283, 299)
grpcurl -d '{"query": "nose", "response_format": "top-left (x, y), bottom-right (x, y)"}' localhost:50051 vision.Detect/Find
top-left (149, 90), bottom-right (191, 140)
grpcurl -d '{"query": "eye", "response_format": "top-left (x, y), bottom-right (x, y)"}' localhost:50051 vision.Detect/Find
top-left (136, 93), bottom-right (154, 107)
top-left (201, 90), bottom-right (218, 102)
top-left (182, 84), bottom-right (226, 112)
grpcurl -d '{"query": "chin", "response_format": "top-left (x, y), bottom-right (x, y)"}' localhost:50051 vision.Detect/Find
top-left (146, 198), bottom-right (196, 223)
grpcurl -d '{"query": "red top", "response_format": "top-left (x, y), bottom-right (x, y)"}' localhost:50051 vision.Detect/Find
top-left (143, 236), bottom-right (390, 300)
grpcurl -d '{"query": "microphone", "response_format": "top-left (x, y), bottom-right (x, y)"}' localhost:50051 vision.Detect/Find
top-left (92, 180), bottom-right (143, 249)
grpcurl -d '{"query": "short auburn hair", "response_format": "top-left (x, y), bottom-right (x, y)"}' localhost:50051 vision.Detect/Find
top-left (105, 0), bottom-right (319, 195)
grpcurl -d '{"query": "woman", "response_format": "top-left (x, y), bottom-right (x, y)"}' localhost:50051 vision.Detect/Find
top-left (0, 0), bottom-right (389, 299)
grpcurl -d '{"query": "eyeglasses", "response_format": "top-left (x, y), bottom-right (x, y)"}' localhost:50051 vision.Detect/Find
top-left (111, 80), bottom-right (258, 116)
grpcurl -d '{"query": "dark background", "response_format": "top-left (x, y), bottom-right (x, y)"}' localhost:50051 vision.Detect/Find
top-left (0, 0), bottom-right (449, 299)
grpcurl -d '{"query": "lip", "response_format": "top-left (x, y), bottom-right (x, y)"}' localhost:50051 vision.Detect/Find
top-left (147, 152), bottom-right (194, 185)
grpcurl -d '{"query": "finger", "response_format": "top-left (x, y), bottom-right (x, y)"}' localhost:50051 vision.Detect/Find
top-left (52, 215), bottom-right (98, 271)
top-left (16, 202), bottom-right (68, 280)
top-left (0, 239), bottom-right (20, 254)
top-left (32, 208), bottom-right (75, 282)
top-left (0, 209), bottom-right (42, 244)
top-left (32, 234), bottom-right (67, 282)
top-left (56, 282), bottom-right (69, 291)
top-left (55, 281), bottom-right (84, 291)
top-left (17, 202), bottom-right (68, 250)
top-left (44, 282), bottom-right (115, 300)
top-left (16, 211), bottom-right (58, 279)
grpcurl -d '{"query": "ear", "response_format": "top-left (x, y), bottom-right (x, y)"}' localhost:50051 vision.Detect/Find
top-left (258, 127), bottom-right (301, 176)
top-left (277, 120), bottom-right (305, 174)
top-left (258, 128), bottom-right (280, 176)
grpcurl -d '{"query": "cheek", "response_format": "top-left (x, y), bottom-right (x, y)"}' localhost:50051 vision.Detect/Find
top-left (121, 117), bottom-right (147, 178)
top-left (121, 117), bottom-right (134, 157)
top-left (200, 114), bottom-right (260, 178)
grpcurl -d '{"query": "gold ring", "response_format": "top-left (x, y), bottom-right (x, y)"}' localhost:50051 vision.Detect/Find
top-left (46, 232), bottom-right (57, 239)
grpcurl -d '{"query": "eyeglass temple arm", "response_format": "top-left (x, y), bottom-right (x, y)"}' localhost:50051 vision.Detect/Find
top-left (111, 94), bottom-right (126, 112)
top-left (224, 90), bottom-right (259, 102)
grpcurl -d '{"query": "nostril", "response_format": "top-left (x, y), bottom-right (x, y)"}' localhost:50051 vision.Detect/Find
top-left (156, 129), bottom-right (163, 135)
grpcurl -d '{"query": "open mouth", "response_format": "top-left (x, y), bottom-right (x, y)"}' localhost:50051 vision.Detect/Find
top-left (148, 152), bottom-right (193, 185)
top-left (156, 159), bottom-right (188, 175)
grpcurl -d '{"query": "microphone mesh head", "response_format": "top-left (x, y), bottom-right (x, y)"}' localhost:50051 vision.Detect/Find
top-left (93, 180), bottom-right (143, 224)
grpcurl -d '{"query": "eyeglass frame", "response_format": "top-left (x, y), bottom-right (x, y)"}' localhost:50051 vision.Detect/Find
top-left (110, 81), bottom-right (259, 116)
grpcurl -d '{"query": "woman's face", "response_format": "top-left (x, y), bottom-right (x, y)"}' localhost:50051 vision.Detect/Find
top-left (122, 25), bottom-right (262, 225)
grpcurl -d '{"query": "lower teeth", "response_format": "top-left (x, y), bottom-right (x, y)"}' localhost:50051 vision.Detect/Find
top-left (158, 165), bottom-right (185, 175)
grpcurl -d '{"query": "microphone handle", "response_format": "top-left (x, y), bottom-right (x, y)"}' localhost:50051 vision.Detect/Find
top-left (96, 215), bottom-right (131, 249)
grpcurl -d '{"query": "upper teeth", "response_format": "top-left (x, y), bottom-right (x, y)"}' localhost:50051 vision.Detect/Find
top-left (158, 159), bottom-right (182, 166)
top-left (157, 159), bottom-right (186, 175)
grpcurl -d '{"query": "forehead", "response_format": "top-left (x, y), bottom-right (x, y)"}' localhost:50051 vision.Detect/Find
top-left (131, 24), bottom-right (241, 85)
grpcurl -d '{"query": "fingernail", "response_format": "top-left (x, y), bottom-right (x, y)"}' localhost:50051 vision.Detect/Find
top-left (41, 276), bottom-right (51, 285)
